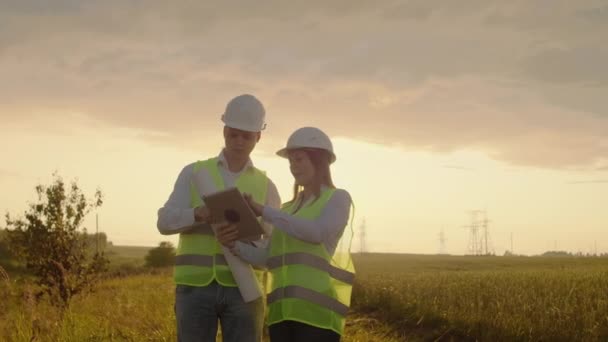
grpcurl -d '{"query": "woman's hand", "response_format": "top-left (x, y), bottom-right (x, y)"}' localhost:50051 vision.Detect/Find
top-left (214, 221), bottom-right (238, 249)
top-left (243, 193), bottom-right (264, 217)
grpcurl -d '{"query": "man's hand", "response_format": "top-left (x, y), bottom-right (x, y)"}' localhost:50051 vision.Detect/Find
top-left (194, 206), bottom-right (211, 222)
top-left (215, 221), bottom-right (238, 249)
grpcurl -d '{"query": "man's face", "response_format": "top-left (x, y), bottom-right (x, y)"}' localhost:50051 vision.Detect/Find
top-left (223, 126), bottom-right (260, 158)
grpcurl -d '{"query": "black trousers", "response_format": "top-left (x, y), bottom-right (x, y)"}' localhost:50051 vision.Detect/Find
top-left (269, 320), bottom-right (340, 342)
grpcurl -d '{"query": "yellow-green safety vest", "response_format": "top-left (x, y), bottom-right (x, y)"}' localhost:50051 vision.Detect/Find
top-left (267, 188), bottom-right (355, 335)
top-left (174, 157), bottom-right (269, 287)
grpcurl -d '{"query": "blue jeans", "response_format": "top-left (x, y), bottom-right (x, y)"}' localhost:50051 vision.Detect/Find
top-left (175, 281), bottom-right (264, 342)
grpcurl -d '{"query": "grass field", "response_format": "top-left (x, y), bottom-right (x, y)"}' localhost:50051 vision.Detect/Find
top-left (2, 252), bottom-right (607, 341)
top-left (351, 254), bottom-right (608, 341)
top-left (104, 245), bottom-right (153, 268)
top-left (105, 246), bottom-right (153, 261)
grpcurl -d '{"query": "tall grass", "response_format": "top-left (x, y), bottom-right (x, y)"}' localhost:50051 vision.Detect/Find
top-left (2, 255), bottom-right (608, 341)
top-left (1, 273), bottom-right (175, 341)
top-left (352, 254), bottom-right (608, 341)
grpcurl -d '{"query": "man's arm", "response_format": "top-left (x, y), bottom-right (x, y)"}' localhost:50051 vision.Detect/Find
top-left (157, 163), bottom-right (201, 235)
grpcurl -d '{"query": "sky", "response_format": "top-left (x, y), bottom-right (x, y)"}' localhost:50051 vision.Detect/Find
top-left (1, 0), bottom-right (607, 255)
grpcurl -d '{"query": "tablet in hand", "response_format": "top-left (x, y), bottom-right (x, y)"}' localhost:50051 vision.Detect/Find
top-left (202, 187), bottom-right (265, 241)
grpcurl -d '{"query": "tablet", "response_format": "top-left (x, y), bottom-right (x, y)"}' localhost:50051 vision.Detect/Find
top-left (202, 187), bottom-right (265, 241)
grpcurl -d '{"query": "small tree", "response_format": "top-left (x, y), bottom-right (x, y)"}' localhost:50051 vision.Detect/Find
top-left (0, 229), bottom-right (11, 260)
top-left (4, 173), bottom-right (109, 308)
top-left (145, 241), bottom-right (176, 268)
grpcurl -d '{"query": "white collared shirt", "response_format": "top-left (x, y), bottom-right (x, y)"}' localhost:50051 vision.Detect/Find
top-left (157, 150), bottom-right (281, 235)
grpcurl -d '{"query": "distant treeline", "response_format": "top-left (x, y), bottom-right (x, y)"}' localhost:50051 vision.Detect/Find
top-left (541, 250), bottom-right (608, 257)
top-left (0, 228), bottom-right (111, 261)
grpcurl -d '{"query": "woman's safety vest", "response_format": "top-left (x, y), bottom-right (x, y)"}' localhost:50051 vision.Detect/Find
top-left (173, 157), bottom-right (268, 287)
top-left (267, 188), bottom-right (355, 335)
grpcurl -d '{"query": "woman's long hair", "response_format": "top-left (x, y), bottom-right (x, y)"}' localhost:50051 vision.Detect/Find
top-left (289, 148), bottom-right (335, 211)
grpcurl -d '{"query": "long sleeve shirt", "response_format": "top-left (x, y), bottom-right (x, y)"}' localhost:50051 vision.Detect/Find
top-left (234, 188), bottom-right (352, 268)
top-left (157, 150), bottom-right (281, 236)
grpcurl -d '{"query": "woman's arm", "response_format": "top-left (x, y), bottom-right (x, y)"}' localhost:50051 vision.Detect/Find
top-left (233, 241), bottom-right (270, 268)
top-left (262, 189), bottom-right (352, 245)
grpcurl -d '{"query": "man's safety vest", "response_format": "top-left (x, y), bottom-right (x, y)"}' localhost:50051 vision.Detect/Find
top-left (173, 157), bottom-right (268, 287)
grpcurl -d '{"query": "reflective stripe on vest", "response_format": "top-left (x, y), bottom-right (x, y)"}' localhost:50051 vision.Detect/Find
top-left (267, 285), bottom-right (349, 316)
top-left (175, 254), bottom-right (228, 267)
top-left (267, 253), bottom-right (355, 285)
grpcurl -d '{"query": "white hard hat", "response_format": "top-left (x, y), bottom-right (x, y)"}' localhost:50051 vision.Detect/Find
top-left (221, 94), bottom-right (266, 132)
top-left (276, 127), bottom-right (336, 163)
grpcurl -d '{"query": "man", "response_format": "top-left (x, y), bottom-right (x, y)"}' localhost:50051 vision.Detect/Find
top-left (157, 94), bottom-right (281, 342)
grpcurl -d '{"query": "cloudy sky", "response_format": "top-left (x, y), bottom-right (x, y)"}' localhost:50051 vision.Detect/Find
top-left (1, 0), bottom-right (607, 255)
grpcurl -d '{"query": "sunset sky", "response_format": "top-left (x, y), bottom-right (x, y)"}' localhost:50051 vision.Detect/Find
top-left (1, 1), bottom-right (607, 255)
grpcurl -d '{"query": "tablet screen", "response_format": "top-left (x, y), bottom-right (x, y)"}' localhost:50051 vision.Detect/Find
top-left (202, 187), bottom-right (265, 241)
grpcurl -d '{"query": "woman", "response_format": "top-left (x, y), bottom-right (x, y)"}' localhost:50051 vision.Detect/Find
top-left (217, 126), bottom-right (355, 342)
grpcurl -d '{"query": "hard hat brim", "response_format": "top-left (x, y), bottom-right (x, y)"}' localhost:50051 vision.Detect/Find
top-left (222, 115), bottom-right (266, 132)
top-left (276, 146), bottom-right (336, 164)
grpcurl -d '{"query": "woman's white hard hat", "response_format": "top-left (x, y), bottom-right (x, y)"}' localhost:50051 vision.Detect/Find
top-left (276, 127), bottom-right (336, 163)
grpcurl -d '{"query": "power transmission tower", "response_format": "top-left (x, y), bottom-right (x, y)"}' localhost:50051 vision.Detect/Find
top-left (480, 210), bottom-right (493, 255)
top-left (463, 210), bottom-right (481, 255)
top-left (359, 218), bottom-right (367, 253)
top-left (462, 210), bottom-right (493, 255)
top-left (438, 228), bottom-right (447, 254)
top-left (440, 229), bottom-right (447, 254)
top-left (595, 241), bottom-right (598, 257)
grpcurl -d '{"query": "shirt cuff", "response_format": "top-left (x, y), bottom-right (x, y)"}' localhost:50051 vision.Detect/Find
top-left (233, 241), bottom-right (244, 256)
top-left (182, 207), bottom-right (196, 227)
top-left (262, 205), bottom-right (281, 223)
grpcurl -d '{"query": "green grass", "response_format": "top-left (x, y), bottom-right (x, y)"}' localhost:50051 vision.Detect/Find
top-left (105, 245), bottom-right (153, 260)
top-left (351, 253), bottom-right (608, 341)
top-left (102, 245), bottom-right (154, 275)
top-left (1, 273), bottom-right (175, 341)
top-left (0, 271), bottom-right (396, 341)
top-left (2, 254), bottom-right (608, 341)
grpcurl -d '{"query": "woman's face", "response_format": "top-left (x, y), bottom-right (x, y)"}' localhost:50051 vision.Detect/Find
top-left (288, 149), bottom-right (315, 187)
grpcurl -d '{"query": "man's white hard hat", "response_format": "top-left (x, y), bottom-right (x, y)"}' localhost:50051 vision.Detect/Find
top-left (276, 127), bottom-right (336, 163)
top-left (221, 94), bottom-right (266, 132)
